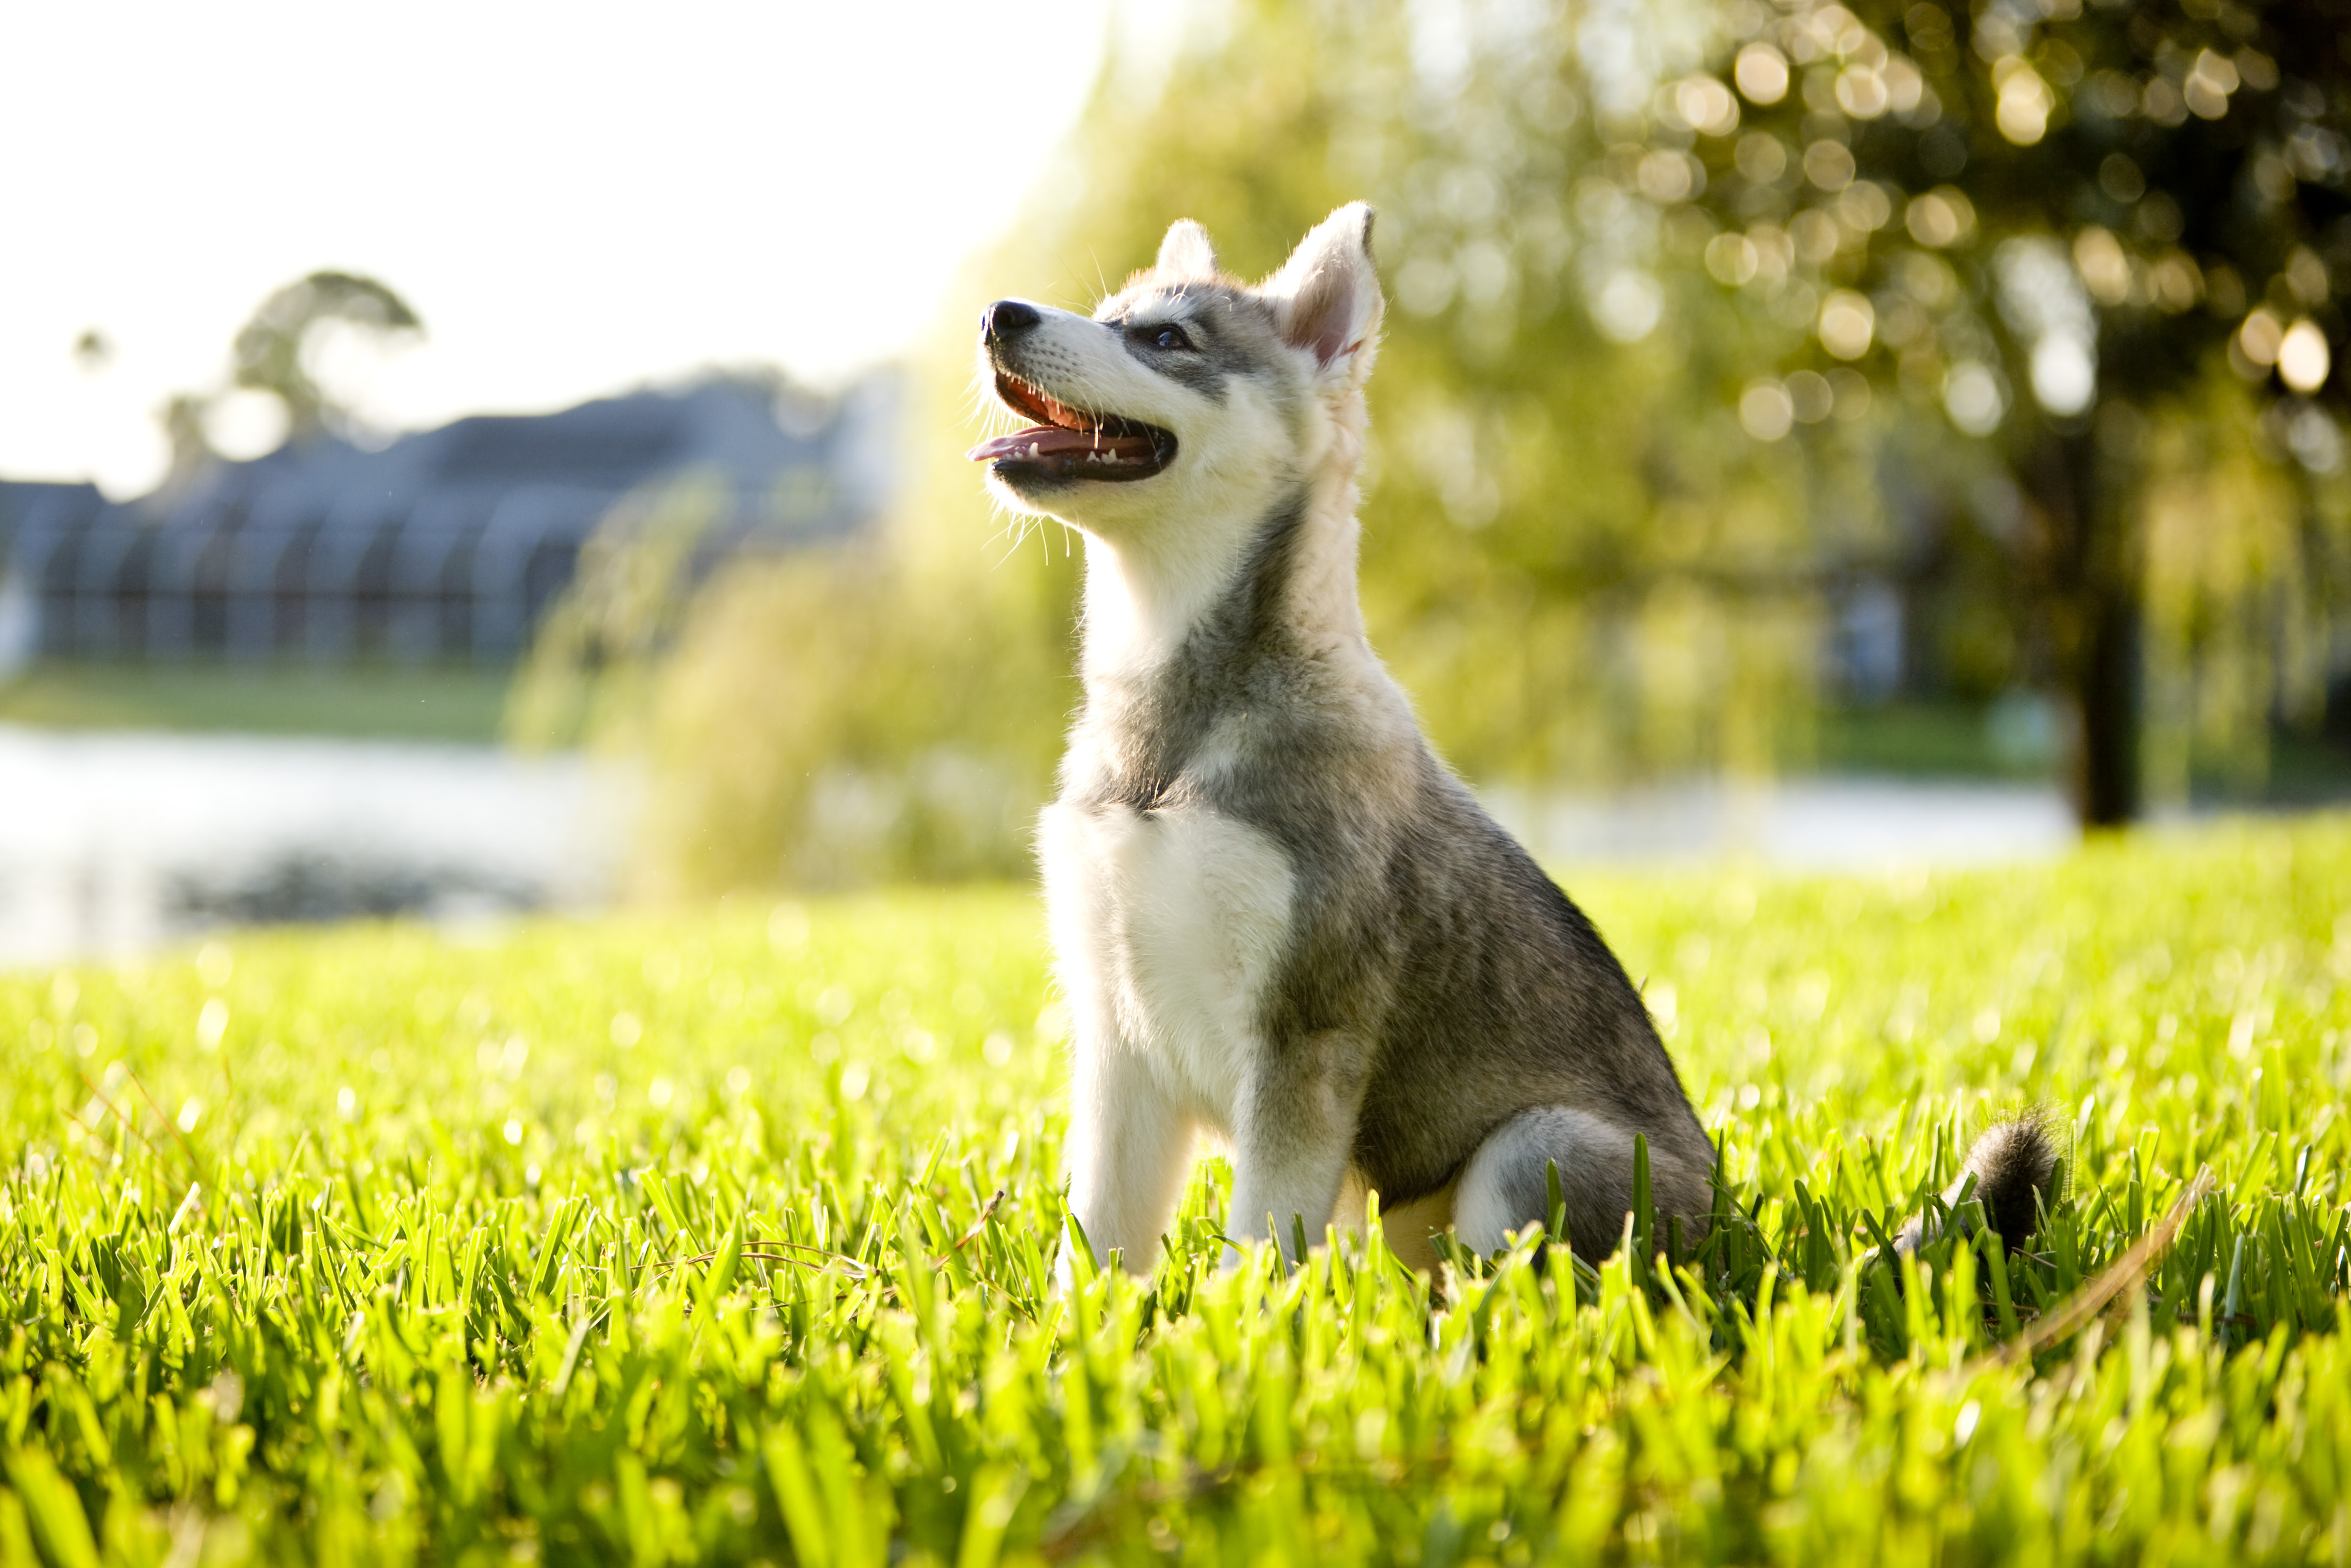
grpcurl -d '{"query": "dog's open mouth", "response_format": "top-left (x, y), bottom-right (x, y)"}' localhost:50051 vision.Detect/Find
top-left (966, 371), bottom-right (1176, 481)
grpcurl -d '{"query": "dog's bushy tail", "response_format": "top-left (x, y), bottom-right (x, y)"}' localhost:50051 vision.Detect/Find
top-left (1896, 1111), bottom-right (2067, 1252)
top-left (1961, 1115), bottom-right (2066, 1244)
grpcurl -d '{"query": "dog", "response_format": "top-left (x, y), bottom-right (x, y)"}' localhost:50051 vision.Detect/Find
top-left (969, 203), bottom-right (2055, 1273)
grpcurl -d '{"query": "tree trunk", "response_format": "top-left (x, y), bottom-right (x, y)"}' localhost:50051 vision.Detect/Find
top-left (2019, 424), bottom-right (2140, 828)
top-left (2067, 570), bottom-right (2140, 827)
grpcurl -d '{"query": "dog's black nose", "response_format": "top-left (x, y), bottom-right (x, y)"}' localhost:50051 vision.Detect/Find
top-left (981, 299), bottom-right (1040, 344)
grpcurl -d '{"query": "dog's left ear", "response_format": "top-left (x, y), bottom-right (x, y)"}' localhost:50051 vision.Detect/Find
top-left (1266, 201), bottom-right (1382, 373)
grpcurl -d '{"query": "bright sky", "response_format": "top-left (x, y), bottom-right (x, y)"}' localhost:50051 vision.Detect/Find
top-left (0, 2), bottom-right (1131, 497)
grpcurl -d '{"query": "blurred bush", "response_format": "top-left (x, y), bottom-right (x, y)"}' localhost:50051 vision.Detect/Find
top-left (625, 546), bottom-right (1052, 893)
top-left (509, 470), bottom-right (1069, 894)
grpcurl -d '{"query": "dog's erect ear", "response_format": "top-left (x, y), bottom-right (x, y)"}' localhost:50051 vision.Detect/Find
top-left (1156, 219), bottom-right (1220, 279)
top-left (1266, 202), bottom-right (1382, 371)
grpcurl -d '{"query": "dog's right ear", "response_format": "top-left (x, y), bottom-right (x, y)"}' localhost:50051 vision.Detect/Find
top-left (1156, 219), bottom-right (1219, 279)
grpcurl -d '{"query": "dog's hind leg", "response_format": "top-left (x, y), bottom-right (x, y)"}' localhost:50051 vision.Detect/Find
top-left (1452, 1106), bottom-right (1712, 1263)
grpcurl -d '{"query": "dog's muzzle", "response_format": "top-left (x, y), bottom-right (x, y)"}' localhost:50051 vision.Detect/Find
top-left (968, 302), bottom-right (1176, 483)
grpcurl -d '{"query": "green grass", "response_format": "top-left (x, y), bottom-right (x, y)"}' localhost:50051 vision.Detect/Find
top-left (0, 663), bottom-right (514, 744)
top-left (3, 819), bottom-right (2349, 1565)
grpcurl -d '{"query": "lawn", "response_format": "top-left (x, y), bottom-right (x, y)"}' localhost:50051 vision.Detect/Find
top-left (0, 664), bottom-right (513, 744)
top-left (2, 817), bottom-right (2347, 1565)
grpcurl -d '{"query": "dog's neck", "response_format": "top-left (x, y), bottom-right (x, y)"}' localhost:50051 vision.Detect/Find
top-left (1076, 473), bottom-right (1362, 685)
top-left (1077, 396), bottom-right (1371, 689)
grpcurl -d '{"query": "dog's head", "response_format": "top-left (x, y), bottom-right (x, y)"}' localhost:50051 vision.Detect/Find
top-left (967, 203), bottom-right (1384, 539)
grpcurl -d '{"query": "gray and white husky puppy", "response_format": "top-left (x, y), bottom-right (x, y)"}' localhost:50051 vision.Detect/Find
top-left (968, 203), bottom-right (2052, 1274)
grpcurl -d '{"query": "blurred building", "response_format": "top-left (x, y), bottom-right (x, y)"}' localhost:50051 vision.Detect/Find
top-left (0, 372), bottom-right (893, 669)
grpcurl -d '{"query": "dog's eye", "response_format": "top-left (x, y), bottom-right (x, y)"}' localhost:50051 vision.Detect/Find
top-left (1148, 325), bottom-right (1191, 351)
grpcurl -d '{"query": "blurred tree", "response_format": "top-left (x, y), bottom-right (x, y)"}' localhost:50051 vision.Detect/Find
top-left (153, 271), bottom-right (423, 484)
top-left (231, 270), bottom-right (422, 444)
top-left (1649, 0), bottom-right (2351, 822)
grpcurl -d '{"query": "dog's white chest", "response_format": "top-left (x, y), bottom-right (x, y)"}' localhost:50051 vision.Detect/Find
top-left (1041, 797), bottom-right (1295, 1127)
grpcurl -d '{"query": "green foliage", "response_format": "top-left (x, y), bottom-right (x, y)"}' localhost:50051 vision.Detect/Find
top-left (2138, 374), bottom-right (2351, 802)
top-left (2, 817), bottom-right (2349, 1561)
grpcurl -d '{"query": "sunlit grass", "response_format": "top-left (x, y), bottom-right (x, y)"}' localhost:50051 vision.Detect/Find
top-left (2, 818), bottom-right (2348, 1563)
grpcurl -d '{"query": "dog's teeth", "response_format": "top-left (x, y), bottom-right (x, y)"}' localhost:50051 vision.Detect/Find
top-left (1028, 442), bottom-right (1040, 458)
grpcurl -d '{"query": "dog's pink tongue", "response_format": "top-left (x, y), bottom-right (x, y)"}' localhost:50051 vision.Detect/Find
top-left (967, 427), bottom-right (1154, 463)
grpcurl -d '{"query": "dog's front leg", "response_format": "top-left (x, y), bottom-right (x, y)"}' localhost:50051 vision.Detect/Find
top-left (1224, 1035), bottom-right (1364, 1268)
top-left (1062, 1036), bottom-right (1195, 1279)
